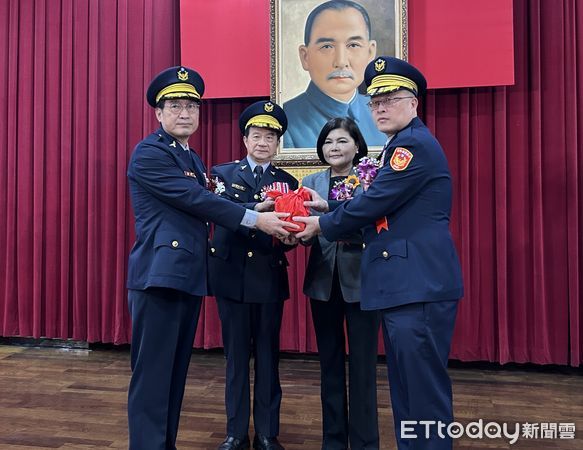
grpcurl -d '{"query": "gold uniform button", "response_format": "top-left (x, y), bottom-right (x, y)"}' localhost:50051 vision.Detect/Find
top-left (382, 250), bottom-right (389, 258)
top-left (362, 243), bottom-right (366, 249)
top-left (171, 240), bottom-right (179, 248)
top-left (254, 194), bottom-right (259, 200)
top-left (235, 193), bottom-right (240, 198)
top-left (210, 247), bottom-right (216, 253)
top-left (247, 251), bottom-right (253, 257)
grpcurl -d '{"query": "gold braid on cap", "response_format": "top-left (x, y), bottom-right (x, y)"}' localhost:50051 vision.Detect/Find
top-left (155, 83), bottom-right (201, 103)
top-left (367, 74), bottom-right (418, 96)
top-left (245, 114), bottom-right (282, 131)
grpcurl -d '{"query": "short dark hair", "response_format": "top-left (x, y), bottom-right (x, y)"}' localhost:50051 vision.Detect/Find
top-left (304, 0), bottom-right (372, 45)
top-left (316, 117), bottom-right (368, 165)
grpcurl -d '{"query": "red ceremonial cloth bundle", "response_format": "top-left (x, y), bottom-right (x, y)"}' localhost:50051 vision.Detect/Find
top-left (266, 187), bottom-right (311, 231)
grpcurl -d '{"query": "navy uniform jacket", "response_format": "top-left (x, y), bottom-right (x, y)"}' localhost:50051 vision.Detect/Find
top-left (301, 168), bottom-right (363, 303)
top-left (127, 127), bottom-right (245, 296)
top-left (283, 82), bottom-right (386, 149)
top-left (209, 158), bottom-right (299, 303)
top-left (319, 117), bottom-right (464, 310)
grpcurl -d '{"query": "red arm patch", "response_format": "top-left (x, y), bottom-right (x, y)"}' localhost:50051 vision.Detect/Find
top-left (389, 147), bottom-right (413, 171)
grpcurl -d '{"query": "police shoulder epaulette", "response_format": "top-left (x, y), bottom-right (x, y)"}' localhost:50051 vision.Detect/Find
top-left (213, 162), bottom-right (239, 177)
top-left (153, 132), bottom-right (169, 144)
top-left (213, 161), bottom-right (238, 170)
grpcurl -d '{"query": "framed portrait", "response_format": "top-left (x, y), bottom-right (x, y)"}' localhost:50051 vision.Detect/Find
top-left (271, 0), bottom-right (408, 171)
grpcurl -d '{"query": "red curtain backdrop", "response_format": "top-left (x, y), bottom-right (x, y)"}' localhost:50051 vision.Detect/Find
top-left (0, 0), bottom-right (581, 366)
top-left (0, 0), bottom-right (182, 345)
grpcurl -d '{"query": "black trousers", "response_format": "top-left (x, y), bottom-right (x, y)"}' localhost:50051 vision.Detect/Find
top-left (310, 270), bottom-right (380, 450)
top-left (127, 287), bottom-right (202, 450)
top-left (216, 298), bottom-right (284, 439)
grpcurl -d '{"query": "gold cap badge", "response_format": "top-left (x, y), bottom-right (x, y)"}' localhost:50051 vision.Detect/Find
top-left (264, 102), bottom-right (274, 112)
top-left (177, 68), bottom-right (189, 81)
top-left (374, 58), bottom-right (386, 72)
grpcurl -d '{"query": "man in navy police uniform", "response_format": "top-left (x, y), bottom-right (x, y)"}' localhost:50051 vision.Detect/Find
top-left (209, 101), bottom-right (298, 450)
top-left (283, 0), bottom-right (386, 148)
top-left (126, 67), bottom-right (295, 450)
top-left (295, 56), bottom-right (464, 450)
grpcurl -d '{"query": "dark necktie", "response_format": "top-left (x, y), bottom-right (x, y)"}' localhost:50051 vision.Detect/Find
top-left (254, 165), bottom-right (263, 188)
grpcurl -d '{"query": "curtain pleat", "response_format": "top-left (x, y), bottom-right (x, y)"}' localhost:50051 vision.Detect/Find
top-left (0, 0), bottom-right (179, 345)
top-left (0, 0), bottom-right (581, 365)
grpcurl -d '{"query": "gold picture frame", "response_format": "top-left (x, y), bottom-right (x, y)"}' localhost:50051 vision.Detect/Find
top-left (271, 0), bottom-right (408, 174)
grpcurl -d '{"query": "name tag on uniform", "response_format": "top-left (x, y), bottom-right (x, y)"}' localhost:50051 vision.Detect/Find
top-left (232, 183), bottom-right (246, 191)
top-left (184, 171), bottom-right (197, 178)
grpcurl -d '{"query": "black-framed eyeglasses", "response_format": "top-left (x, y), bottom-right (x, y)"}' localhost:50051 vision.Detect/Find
top-left (367, 96), bottom-right (414, 110)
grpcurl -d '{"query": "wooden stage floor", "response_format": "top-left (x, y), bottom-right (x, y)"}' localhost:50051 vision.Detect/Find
top-left (0, 345), bottom-right (581, 449)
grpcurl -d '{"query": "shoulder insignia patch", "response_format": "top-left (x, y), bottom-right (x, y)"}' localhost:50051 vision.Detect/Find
top-left (389, 147), bottom-right (413, 171)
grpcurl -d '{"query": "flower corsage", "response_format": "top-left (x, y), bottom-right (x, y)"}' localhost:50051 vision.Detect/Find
top-left (207, 176), bottom-right (226, 195)
top-left (357, 156), bottom-right (388, 232)
top-left (356, 156), bottom-right (381, 190)
top-left (330, 175), bottom-right (360, 201)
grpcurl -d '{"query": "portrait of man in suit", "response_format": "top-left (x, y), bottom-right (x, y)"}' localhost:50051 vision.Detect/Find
top-left (277, 0), bottom-right (404, 151)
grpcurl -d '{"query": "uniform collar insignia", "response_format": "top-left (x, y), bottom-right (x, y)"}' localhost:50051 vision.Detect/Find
top-left (169, 140), bottom-right (177, 148)
top-left (240, 164), bottom-right (248, 170)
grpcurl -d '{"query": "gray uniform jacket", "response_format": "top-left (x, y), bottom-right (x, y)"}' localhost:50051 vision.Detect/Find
top-left (302, 168), bottom-right (363, 303)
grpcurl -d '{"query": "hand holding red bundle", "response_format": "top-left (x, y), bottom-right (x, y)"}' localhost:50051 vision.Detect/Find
top-left (266, 187), bottom-right (312, 232)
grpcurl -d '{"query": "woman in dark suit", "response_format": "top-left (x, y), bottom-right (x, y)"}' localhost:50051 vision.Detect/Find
top-left (302, 117), bottom-right (380, 450)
